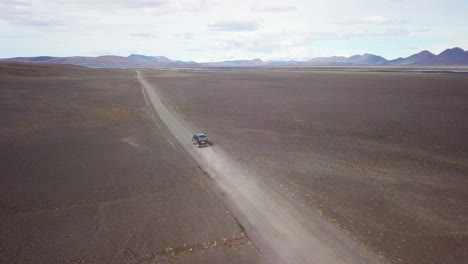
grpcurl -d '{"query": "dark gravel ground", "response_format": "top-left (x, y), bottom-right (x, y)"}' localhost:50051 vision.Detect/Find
top-left (143, 68), bottom-right (468, 264)
top-left (0, 63), bottom-right (262, 264)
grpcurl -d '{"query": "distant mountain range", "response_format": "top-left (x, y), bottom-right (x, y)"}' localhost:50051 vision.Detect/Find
top-left (0, 54), bottom-right (199, 68)
top-left (1, 48), bottom-right (468, 68)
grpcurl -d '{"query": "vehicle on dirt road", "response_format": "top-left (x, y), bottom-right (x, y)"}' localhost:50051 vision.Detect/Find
top-left (192, 133), bottom-right (209, 147)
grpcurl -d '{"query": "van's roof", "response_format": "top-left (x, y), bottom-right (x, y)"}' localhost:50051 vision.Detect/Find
top-left (195, 133), bottom-right (207, 137)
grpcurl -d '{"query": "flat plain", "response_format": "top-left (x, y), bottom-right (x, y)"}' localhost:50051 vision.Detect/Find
top-left (1, 63), bottom-right (467, 264)
top-left (0, 63), bottom-right (262, 263)
top-left (143, 68), bottom-right (468, 264)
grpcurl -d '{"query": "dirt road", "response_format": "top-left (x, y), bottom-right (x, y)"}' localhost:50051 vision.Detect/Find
top-left (137, 70), bottom-right (382, 264)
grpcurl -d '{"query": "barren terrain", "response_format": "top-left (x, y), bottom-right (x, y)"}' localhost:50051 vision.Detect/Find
top-left (142, 68), bottom-right (468, 264)
top-left (2, 63), bottom-right (467, 264)
top-left (0, 63), bottom-right (261, 263)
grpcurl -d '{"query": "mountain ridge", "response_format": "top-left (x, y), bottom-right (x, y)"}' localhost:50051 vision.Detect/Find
top-left (1, 47), bottom-right (467, 68)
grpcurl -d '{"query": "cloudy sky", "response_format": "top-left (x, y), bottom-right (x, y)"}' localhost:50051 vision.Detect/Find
top-left (1, 0), bottom-right (467, 61)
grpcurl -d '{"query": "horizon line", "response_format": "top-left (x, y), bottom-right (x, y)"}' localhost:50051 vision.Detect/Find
top-left (1, 46), bottom-right (467, 63)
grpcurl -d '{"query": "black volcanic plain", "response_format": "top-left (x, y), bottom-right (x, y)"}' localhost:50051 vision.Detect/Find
top-left (0, 63), bottom-right (261, 264)
top-left (1, 63), bottom-right (467, 264)
top-left (143, 68), bottom-right (468, 264)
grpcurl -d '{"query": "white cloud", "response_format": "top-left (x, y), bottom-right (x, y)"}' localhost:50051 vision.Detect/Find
top-left (251, 5), bottom-right (296, 12)
top-left (361, 16), bottom-right (391, 24)
top-left (0, 1), bottom-right (63, 27)
top-left (334, 15), bottom-right (401, 25)
top-left (202, 31), bottom-right (333, 60)
top-left (208, 20), bottom-right (260, 32)
top-left (130, 32), bottom-right (158, 38)
top-left (0, 0), bottom-right (467, 60)
top-left (2, 0), bottom-right (31, 6)
top-left (336, 28), bottom-right (410, 39)
top-left (92, 0), bottom-right (169, 9)
top-left (172, 33), bottom-right (195, 39)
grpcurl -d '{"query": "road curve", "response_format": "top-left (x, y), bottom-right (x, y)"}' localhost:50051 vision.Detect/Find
top-left (137, 70), bottom-right (382, 264)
